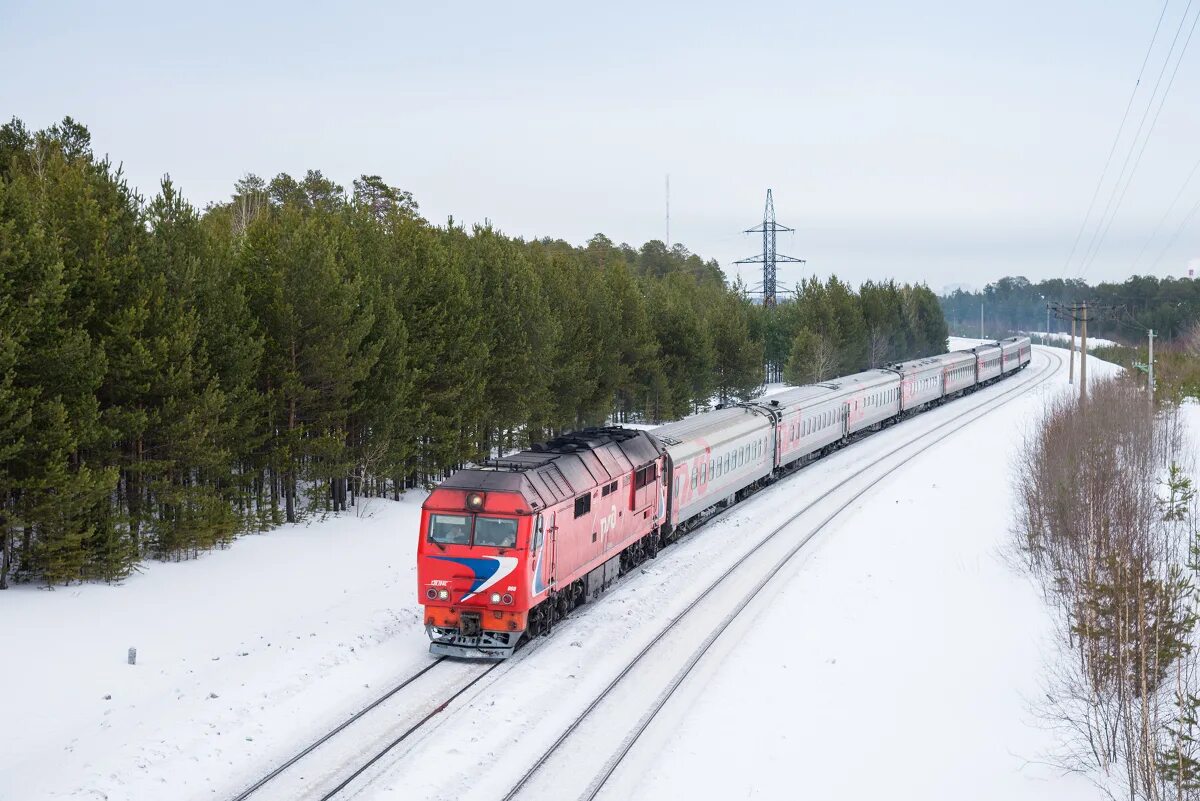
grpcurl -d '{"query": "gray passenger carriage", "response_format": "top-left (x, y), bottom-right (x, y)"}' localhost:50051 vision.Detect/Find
top-left (764, 384), bottom-right (844, 469)
top-left (970, 343), bottom-right (1003, 383)
top-left (655, 405), bottom-right (775, 530)
top-left (999, 335), bottom-right (1032, 373)
top-left (940, 350), bottom-right (977, 395)
top-left (888, 356), bottom-right (944, 412)
top-left (838, 369), bottom-right (902, 434)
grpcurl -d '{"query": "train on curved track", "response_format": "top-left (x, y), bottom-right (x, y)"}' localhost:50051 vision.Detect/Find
top-left (416, 336), bottom-right (1032, 658)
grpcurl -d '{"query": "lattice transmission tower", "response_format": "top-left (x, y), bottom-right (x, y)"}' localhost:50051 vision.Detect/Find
top-left (735, 189), bottom-right (805, 307)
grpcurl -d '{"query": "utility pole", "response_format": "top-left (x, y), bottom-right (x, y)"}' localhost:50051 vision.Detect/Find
top-left (1148, 328), bottom-right (1155, 411)
top-left (1048, 301), bottom-right (1120, 400)
top-left (1069, 316), bottom-right (1076, 385)
top-left (1045, 305), bottom-right (1050, 345)
top-left (735, 189), bottom-right (804, 308)
top-left (1079, 301), bottom-right (1088, 408)
top-left (980, 303), bottom-right (984, 339)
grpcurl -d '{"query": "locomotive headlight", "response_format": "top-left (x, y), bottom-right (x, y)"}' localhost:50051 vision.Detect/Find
top-left (437, 589), bottom-right (450, 601)
top-left (490, 592), bottom-right (502, 604)
top-left (466, 492), bottom-right (485, 511)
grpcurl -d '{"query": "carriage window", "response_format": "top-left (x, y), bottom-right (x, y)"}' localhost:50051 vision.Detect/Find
top-left (574, 493), bottom-right (591, 518)
top-left (475, 516), bottom-right (518, 548)
top-left (691, 468), bottom-right (698, 489)
top-left (428, 513), bottom-right (472, 545)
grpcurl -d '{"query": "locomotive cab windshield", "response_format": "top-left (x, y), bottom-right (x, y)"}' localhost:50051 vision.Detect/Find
top-left (427, 512), bottom-right (519, 549)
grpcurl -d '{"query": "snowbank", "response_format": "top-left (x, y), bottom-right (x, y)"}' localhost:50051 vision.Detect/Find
top-left (0, 495), bottom-right (434, 800)
top-left (1026, 330), bottom-right (1118, 348)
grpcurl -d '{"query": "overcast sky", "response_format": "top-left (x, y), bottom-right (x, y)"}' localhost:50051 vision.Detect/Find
top-left (3, 0), bottom-right (1199, 292)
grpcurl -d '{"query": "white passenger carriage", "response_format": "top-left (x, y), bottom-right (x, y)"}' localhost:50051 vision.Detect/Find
top-left (888, 356), bottom-right (944, 412)
top-left (970, 343), bottom-right (1003, 383)
top-left (655, 405), bottom-right (774, 528)
top-left (940, 350), bottom-right (977, 396)
top-left (766, 384), bottom-right (844, 469)
top-left (837, 369), bottom-right (902, 434)
top-left (999, 335), bottom-right (1031, 373)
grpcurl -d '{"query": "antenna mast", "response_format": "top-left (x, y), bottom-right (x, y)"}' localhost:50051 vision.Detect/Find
top-left (665, 174), bottom-right (670, 248)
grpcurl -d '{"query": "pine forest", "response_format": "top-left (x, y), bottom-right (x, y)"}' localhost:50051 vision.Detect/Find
top-left (0, 117), bottom-right (949, 586)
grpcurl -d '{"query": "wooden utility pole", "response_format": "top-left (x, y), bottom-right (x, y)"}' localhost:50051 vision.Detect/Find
top-left (1079, 301), bottom-right (1088, 408)
top-left (1148, 328), bottom-right (1155, 412)
top-left (1069, 316), bottom-right (1076, 385)
top-left (1048, 301), bottom-right (1120, 406)
top-left (979, 302), bottom-right (984, 339)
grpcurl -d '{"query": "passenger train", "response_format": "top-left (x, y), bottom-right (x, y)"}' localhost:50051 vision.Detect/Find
top-left (416, 337), bottom-right (1032, 658)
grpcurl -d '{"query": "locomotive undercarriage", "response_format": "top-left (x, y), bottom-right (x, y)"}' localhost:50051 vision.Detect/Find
top-left (524, 528), bottom-right (662, 642)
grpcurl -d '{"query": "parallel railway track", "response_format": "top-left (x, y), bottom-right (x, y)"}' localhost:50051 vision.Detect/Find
top-left (502, 349), bottom-right (1062, 801)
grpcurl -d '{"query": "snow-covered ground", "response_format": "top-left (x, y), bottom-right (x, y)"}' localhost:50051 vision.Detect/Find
top-left (0, 342), bottom-right (1167, 800)
top-left (1025, 330), bottom-right (1118, 348)
top-left (0, 498), bottom-right (437, 800)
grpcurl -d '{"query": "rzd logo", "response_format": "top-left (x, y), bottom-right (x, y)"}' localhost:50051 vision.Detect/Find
top-left (598, 505), bottom-right (618, 538)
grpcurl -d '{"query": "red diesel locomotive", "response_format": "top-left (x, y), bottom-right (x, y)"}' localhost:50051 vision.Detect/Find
top-left (416, 428), bottom-right (667, 658)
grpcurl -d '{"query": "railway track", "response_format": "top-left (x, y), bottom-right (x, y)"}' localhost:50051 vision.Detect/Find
top-left (229, 350), bottom-right (1059, 801)
top-left (228, 657), bottom-right (503, 801)
top-left (501, 349), bottom-right (1063, 801)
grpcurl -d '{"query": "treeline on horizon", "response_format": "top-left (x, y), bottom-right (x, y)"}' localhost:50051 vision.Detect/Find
top-left (940, 274), bottom-right (1200, 342)
top-left (0, 116), bottom-right (947, 586)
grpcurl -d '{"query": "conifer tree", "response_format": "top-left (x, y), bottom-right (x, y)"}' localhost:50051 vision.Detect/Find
top-left (709, 282), bottom-right (763, 405)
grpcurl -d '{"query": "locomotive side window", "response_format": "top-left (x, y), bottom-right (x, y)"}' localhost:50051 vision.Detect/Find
top-left (634, 465), bottom-right (657, 490)
top-left (475, 516), bottom-right (517, 548)
top-left (428, 513), bottom-right (472, 545)
top-left (574, 493), bottom-right (591, 518)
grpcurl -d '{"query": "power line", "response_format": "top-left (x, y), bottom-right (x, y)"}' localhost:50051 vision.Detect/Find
top-left (1060, 0), bottom-right (1172, 278)
top-left (1130, 151), bottom-right (1200, 271)
top-left (1077, 1), bottom-right (1200, 278)
top-left (1147, 189), bottom-right (1200, 271)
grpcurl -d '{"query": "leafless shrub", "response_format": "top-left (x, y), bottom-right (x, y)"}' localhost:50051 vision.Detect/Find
top-left (1014, 376), bottom-right (1200, 800)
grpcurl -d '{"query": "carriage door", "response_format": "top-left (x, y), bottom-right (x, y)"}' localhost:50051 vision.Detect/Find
top-left (546, 512), bottom-right (558, 591)
top-left (633, 463), bottom-right (656, 513)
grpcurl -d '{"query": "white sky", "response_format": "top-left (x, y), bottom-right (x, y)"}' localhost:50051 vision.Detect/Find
top-left (3, 0), bottom-right (1199, 291)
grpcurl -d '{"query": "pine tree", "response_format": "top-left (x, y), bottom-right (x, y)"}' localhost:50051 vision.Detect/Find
top-left (709, 282), bottom-right (763, 405)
